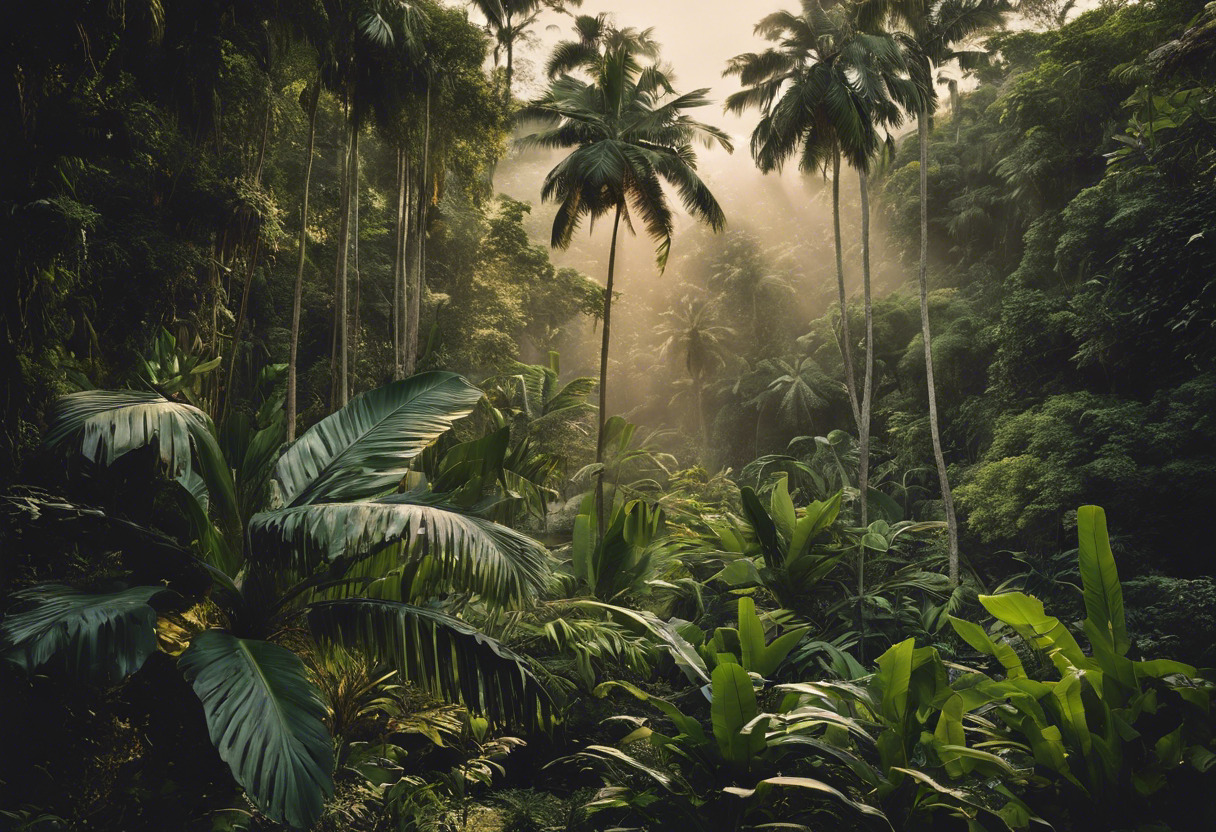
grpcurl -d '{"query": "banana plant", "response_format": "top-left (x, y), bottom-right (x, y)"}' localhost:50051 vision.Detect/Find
top-left (570, 496), bottom-right (665, 601)
top-left (677, 596), bottom-right (809, 680)
top-left (775, 639), bottom-right (1042, 830)
top-left (710, 477), bottom-right (849, 616)
top-left (0, 372), bottom-right (554, 830)
top-left (946, 506), bottom-right (1215, 818)
top-left (569, 659), bottom-right (889, 831)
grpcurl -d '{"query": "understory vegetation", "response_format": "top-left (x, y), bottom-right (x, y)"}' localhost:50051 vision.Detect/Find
top-left (3, 1), bottom-right (1216, 830)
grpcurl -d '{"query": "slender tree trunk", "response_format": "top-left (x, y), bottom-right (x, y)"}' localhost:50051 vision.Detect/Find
top-left (351, 126), bottom-right (361, 386)
top-left (221, 84), bottom-right (273, 421)
top-left (332, 117), bottom-right (352, 408)
top-left (857, 168), bottom-right (876, 664)
top-left (832, 149), bottom-right (861, 428)
top-left (406, 86), bottom-right (431, 373)
top-left (402, 157), bottom-right (414, 374)
top-left (288, 83), bottom-right (320, 441)
top-left (595, 204), bottom-right (624, 536)
top-left (919, 109), bottom-right (962, 585)
top-left (222, 236), bottom-right (261, 421)
top-left (392, 146), bottom-right (404, 379)
top-left (695, 375), bottom-right (707, 450)
top-left (504, 15), bottom-right (515, 103)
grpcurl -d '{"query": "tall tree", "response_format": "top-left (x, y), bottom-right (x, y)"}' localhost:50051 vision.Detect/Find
top-left (889, 0), bottom-right (1006, 585)
top-left (470, 0), bottom-right (583, 101)
top-left (725, 0), bottom-right (901, 528)
top-left (519, 34), bottom-right (731, 531)
top-left (288, 81), bottom-right (321, 441)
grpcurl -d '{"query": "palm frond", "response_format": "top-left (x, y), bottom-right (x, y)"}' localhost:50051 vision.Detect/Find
top-left (273, 372), bottom-right (482, 507)
top-left (307, 599), bottom-right (553, 731)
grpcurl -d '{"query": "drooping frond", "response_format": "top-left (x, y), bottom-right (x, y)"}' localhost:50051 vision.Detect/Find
top-left (248, 495), bottom-right (549, 607)
top-left (0, 584), bottom-right (175, 683)
top-left (43, 390), bottom-right (239, 534)
top-left (306, 599), bottom-right (553, 731)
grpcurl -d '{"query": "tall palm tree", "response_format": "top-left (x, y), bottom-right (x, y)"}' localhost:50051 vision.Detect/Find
top-left (886, 0), bottom-right (1006, 585)
top-left (543, 11), bottom-right (659, 80)
top-left (725, 1), bottom-right (908, 530)
top-left (656, 296), bottom-right (734, 448)
top-left (470, 0), bottom-right (582, 101)
top-left (518, 34), bottom-right (731, 531)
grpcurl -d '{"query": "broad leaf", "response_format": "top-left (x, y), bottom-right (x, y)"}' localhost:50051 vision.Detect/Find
top-left (741, 486), bottom-right (783, 567)
top-left (248, 495), bottom-right (548, 606)
top-left (179, 631), bottom-right (333, 830)
top-left (43, 390), bottom-right (239, 534)
top-left (0, 584), bottom-right (174, 683)
top-left (273, 373), bottom-right (482, 507)
top-left (711, 661), bottom-right (766, 766)
top-left (306, 599), bottom-right (552, 731)
top-left (1076, 506), bottom-right (1129, 656)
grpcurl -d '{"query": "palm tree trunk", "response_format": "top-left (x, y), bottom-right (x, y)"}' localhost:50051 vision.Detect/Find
top-left (402, 157), bottom-right (414, 374)
top-left (919, 109), bottom-right (961, 586)
top-left (417, 85), bottom-right (431, 364)
top-left (332, 117), bottom-right (352, 408)
top-left (595, 203), bottom-right (624, 536)
top-left (858, 170), bottom-right (874, 531)
top-left (832, 149), bottom-right (861, 429)
top-left (287, 82), bottom-right (320, 441)
top-left (392, 145), bottom-right (404, 379)
top-left (351, 126), bottom-right (362, 387)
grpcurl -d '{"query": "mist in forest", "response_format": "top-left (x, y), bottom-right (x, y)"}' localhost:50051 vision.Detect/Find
top-left (488, 1), bottom-right (908, 434)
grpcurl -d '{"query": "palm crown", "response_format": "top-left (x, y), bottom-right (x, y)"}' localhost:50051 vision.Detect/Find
top-left (518, 35), bottom-right (731, 270)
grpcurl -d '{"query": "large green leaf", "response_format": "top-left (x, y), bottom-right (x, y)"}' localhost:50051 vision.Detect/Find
top-left (179, 631), bottom-right (333, 830)
top-left (711, 661), bottom-right (766, 766)
top-left (741, 486), bottom-right (783, 567)
top-left (595, 679), bottom-right (708, 745)
top-left (248, 495), bottom-right (549, 606)
top-left (1076, 505), bottom-right (1129, 657)
top-left (43, 390), bottom-right (239, 534)
top-left (273, 373), bottom-right (483, 507)
top-left (723, 776), bottom-right (890, 825)
top-left (948, 615), bottom-right (1027, 679)
top-left (978, 591), bottom-right (1090, 672)
top-left (737, 597), bottom-right (807, 677)
top-left (787, 491), bottom-right (842, 562)
top-left (0, 584), bottom-right (174, 683)
top-left (306, 599), bottom-right (552, 732)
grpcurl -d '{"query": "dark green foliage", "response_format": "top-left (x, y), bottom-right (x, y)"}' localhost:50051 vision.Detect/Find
top-left (180, 631), bottom-right (334, 830)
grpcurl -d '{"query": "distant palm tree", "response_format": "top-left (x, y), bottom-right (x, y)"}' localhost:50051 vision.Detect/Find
top-left (543, 11), bottom-right (659, 79)
top-left (657, 296), bottom-right (734, 447)
top-left (749, 356), bottom-right (837, 455)
top-left (518, 34), bottom-right (731, 530)
top-left (469, 0), bottom-right (583, 100)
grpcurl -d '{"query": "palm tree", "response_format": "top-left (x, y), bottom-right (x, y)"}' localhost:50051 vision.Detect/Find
top-left (469, 0), bottom-right (583, 101)
top-left (889, 0), bottom-right (1006, 585)
top-left (1, 373), bottom-right (552, 830)
top-left (656, 295), bottom-right (734, 448)
top-left (725, 1), bottom-right (908, 530)
top-left (748, 356), bottom-right (838, 454)
top-left (518, 35), bottom-right (731, 531)
top-left (543, 11), bottom-right (659, 79)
